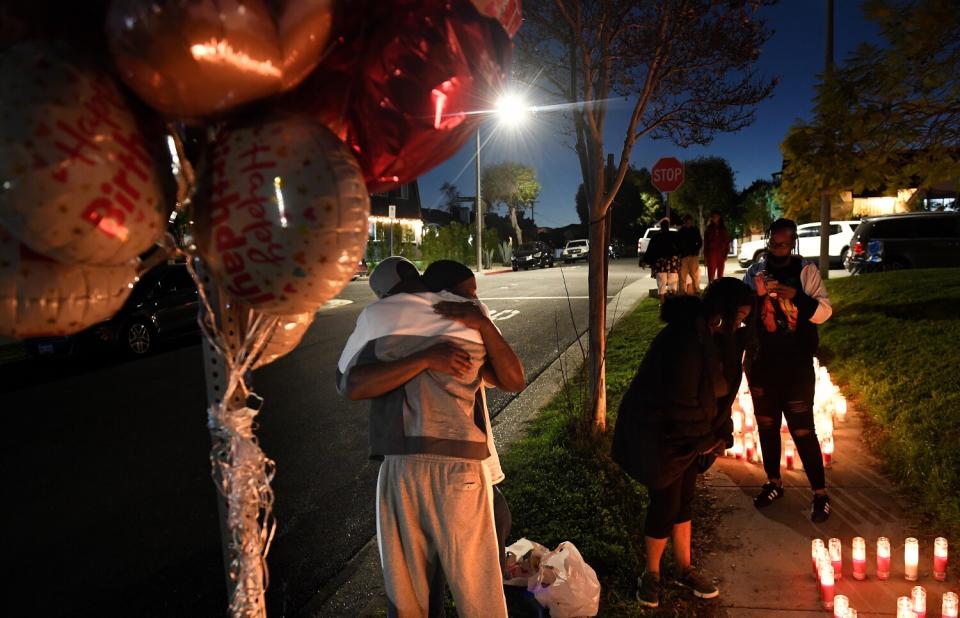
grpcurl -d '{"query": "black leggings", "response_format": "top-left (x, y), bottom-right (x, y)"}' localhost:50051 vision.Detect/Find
top-left (753, 388), bottom-right (826, 490)
top-left (644, 462), bottom-right (698, 539)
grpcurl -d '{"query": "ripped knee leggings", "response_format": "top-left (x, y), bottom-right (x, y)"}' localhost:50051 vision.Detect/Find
top-left (752, 386), bottom-right (826, 491)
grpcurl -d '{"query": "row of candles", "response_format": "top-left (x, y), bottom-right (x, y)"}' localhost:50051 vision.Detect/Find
top-left (813, 537), bottom-right (953, 615)
top-left (725, 362), bottom-right (844, 467)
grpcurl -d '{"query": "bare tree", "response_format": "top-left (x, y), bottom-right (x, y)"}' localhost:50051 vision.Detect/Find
top-left (516, 0), bottom-right (776, 431)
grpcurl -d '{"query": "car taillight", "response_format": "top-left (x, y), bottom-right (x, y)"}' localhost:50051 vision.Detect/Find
top-left (853, 241), bottom-right (864, 255)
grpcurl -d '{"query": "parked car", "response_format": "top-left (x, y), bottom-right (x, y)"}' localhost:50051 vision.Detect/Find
top-left (637, 226), bottom-right (678, 259)
top-left (561, 239), bottom-right (590, 263)
top-left (511, 240), bottom-right (554, 271)
top-left (24, 262), bottom-right (201, 359)
top-left (847, 211), bottom-right (960, 272)
top-left (737, 221), bottom-right (859, 268)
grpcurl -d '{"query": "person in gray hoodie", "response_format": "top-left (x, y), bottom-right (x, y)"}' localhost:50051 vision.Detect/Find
top-left (337, 257), bottom-right (523, 618)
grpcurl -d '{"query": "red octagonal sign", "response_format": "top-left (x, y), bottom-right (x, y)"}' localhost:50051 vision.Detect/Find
top-left (651, 157), bottom-right (684, 193)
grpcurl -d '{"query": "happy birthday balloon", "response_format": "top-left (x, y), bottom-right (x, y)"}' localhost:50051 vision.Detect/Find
top-left (106, 0), bottom-right (335, 119)
top-left (254, 311), bottom-right (314, 369)
top-left (296, 0), bottom-right (511, 193)
top-left (0, 42), bottom-right (168, 266)
top-left (194, 114), bottom-right (369, 315)
top-left (0, 226), bottom-right (137, 338)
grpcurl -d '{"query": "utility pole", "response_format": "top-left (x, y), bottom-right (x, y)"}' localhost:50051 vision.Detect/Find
top-left (475, 129), bottom-right (483, 271)
top-left (819, 0), bottom-right (834, 279)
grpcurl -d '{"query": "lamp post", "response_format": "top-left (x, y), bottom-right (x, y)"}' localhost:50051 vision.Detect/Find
top-left (475, 92), bottom-right (531, 272)
top-left (476, 129), bottom-right (482, 272)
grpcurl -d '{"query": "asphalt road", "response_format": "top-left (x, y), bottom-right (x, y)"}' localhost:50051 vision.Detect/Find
top-left (5, 259), bottom-right (648, 617)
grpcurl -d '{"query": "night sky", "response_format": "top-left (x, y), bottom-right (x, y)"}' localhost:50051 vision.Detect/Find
top-left (419, 1), bottom-right (882, 228)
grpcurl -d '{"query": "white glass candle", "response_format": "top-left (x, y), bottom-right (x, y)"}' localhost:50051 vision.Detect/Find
top-left (820, 563), bottom-right (835, 610)
top-left (912, 585), bottom-right (926, 618)
top-left (843, 609), bottom-right (856, 618)
top-left (905, 537), bottom-right (919, 581)
top-left (896, 596), bottom-right (912, 618)
top-left (821, 436), bottom-right (834, 468)
top-left (812, 539), bottom-right (825, 578)
top-left (834, 395), bottom-right (847, 422)
top-left (785, 439), bottom-right (795, 469)
top-left (833, 594), bottom-right (849, 618)
top-left (852, 537), bottom-right (866, 580)
top-left (732, 409), bottom-right (743, 433)
top-left (877, 537), bottom-right (891, 580)
top-left (934, 537), bottom-right (948, 582)
top-left (829, 538), bottom-right (843, 580)
top-left (943, 591), bottom-right (959, 618)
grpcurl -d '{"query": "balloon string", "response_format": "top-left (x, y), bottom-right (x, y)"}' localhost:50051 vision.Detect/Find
top-left (185, 256), bottom-right (280, 618)
top-left (166, 123), bottom-right (196, 212)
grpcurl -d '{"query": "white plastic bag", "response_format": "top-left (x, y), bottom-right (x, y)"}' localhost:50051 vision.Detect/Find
top-left (527, 541), bottom-right (601, 618)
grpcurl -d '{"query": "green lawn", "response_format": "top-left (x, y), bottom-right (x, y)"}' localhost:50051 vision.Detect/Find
top-left (820, 268), bottom-right (960, 535)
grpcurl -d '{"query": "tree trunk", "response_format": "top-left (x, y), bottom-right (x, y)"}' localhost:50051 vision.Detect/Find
top-left (509, 205), bottom-right (523, 244)
top-left (587, 204), bottom-right (608, 432)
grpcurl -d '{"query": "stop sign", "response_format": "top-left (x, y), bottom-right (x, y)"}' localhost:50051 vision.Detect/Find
top-left (651, 157), bottom-right (684, 193)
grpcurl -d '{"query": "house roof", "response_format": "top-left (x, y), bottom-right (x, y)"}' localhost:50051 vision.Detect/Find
top-left (369, 181), bottom-right (422, 220)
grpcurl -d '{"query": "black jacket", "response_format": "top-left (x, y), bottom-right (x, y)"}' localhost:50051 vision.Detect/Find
top-left (643, 230), bottom-right (680, 265)
top-left (612, 297), bottom-right (727, 489)
top-left (677, 226), bottom-right (703, 257)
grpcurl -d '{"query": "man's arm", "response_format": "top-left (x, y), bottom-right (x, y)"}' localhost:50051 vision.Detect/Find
top-left (433, 302), bottom-right (526, 392)
top-left (345, 342), bottom-right (472, 400)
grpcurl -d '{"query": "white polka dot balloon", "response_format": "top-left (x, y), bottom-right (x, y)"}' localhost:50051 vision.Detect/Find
top-left (0, 42), bottom-right (167, 266)
top-left (194, 114), bottom-right (370, 315)
top-left (0, 225), bottom-right (137, 338)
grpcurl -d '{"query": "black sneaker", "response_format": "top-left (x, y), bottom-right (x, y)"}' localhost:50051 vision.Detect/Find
top-left (812, 494), bottom-right (831, 523)
top-left (753, 481), bottom-right (784, 509)
top-left (636, 571), bottom-right (660, 608)
top-left (674, 567), bottom-right (720, 599)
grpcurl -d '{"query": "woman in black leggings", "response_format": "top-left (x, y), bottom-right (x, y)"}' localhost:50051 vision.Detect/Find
top-left (612, 278), bottom-right (754, 609)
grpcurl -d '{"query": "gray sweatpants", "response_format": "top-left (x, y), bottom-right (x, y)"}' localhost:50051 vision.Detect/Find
top-left (376, 454), bottom-right (507, 618)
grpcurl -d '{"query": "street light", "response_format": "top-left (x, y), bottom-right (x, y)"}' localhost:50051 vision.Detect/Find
top-left (476, 92), bottom-right (531, 272)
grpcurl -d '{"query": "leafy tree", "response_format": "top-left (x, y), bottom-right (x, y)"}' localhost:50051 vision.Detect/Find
top-left (739, 179), bottom-right (782, 233)
top-left (481, 162), bottom-right (541, 244)
top-left (439, 181), bottom-right (463, 220)
top-left (668, 157), bottom-right (739, 231)
top-left (780, 0), bottom-right (960, 220)
top-left (576, 167), bottom-right (662, 249)
top-left (517, 0), bottom-right (776, 428)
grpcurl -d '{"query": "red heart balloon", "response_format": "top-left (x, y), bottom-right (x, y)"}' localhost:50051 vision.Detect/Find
top-left (293, 0), bottom-right (512, 193)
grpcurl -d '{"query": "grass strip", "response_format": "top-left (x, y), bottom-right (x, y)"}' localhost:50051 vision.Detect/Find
top-left (820, 267), bottom-right (960, 535)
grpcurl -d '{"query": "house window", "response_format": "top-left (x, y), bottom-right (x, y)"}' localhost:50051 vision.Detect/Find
top-left (373, 191), bottom-right (389, 198)
top-left (399, 184), bottom-right (409, 200)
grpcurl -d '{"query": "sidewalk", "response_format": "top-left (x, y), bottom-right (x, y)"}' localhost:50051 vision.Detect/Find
top-left (303, 276), bottom-right (652, 617)
top-left (702, 403), bottom-right (953, 616)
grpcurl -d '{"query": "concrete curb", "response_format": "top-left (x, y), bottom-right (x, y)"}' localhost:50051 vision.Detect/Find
top-left (304, 277), bottom-right (653, 617)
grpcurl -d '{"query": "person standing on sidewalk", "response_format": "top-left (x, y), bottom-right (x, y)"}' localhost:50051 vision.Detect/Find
top-left (336, 257), bottom-right (524, 618)
top-left (611, 279), bottom-right (754, 608)
top-left (677, 214), bottom-right (703, 295)
top-left (743, 218), bottom-right (834, 523)
top-left (703, 210), bottom-right (730, 283)
top-left (421, 260), bottom-right (514, 581)
top-left (643, 218), bottom-right (681, 305)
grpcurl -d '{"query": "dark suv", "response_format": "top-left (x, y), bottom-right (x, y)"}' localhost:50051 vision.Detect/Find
top-left (511, 241), bottom-right (554, 271)
top-left (848, 211), bottom-right (960, 272)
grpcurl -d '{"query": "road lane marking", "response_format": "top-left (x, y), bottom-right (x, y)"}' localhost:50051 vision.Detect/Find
top-left (488, 309), bottom-right (520, 321)
top-left (317, 299), bottom-right (354, 311)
